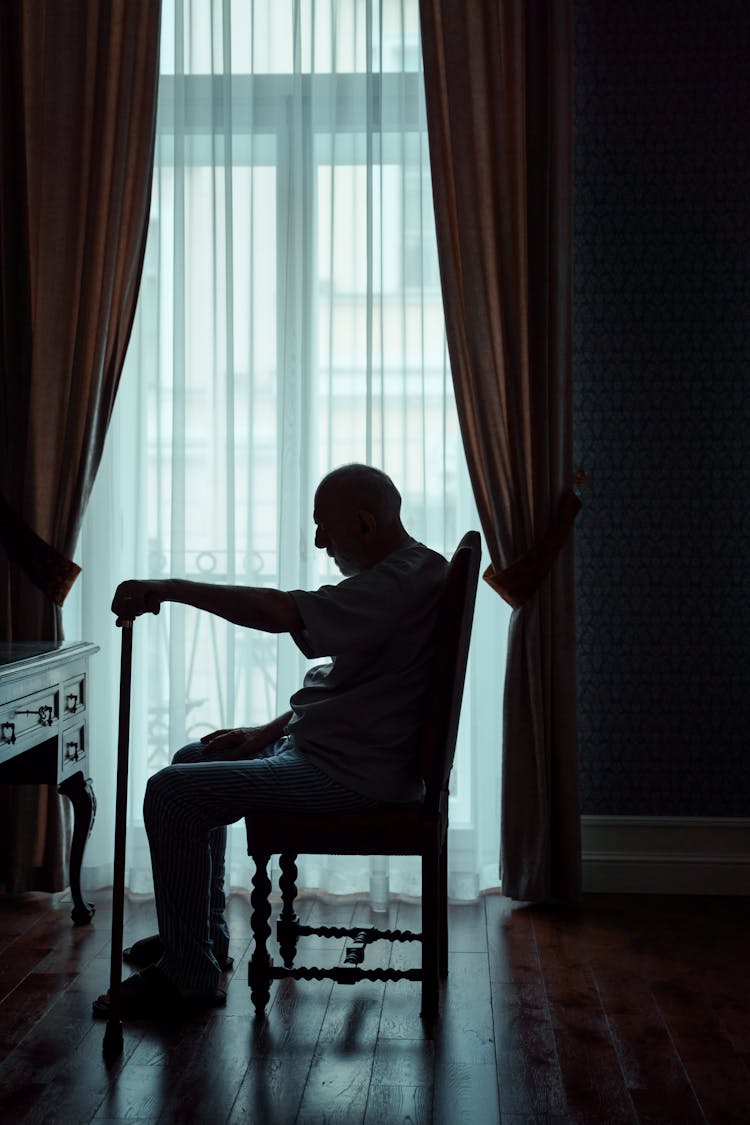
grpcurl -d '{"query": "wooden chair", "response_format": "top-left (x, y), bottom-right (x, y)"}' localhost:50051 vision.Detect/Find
top-left (244, 530), bottom-right (481, 1019)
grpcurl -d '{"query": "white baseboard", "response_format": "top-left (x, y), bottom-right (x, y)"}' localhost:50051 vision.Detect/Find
top-left (581, 815), bottom-right (750, 895)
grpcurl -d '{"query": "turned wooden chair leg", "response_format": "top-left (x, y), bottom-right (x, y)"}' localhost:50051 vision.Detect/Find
top-left (249, 851), bottom-right (273, 1017)
top-left (421, 849), bottom-right (439, 1019)
top-left (278, 852), bottom-right (299, 968)
top-left (439, 835), bottom-right (448, 979)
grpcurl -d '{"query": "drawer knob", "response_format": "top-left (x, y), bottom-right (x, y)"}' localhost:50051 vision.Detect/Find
top-left (65, 741), bottom-right (83, 763)
top-left (66, 693), bottom-right (79, 713)
top-left (1, 721), bottom-right (15, 745)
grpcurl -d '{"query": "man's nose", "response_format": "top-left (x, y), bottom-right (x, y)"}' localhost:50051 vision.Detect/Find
top-left (315, 528), bottom-right (328, 549)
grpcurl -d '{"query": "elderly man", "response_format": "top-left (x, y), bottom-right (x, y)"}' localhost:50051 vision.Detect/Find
top-left (93, 464), bottom-right (448, 1018)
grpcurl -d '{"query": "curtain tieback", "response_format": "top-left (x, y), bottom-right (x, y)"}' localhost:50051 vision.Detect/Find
top-left (484, 486), bottom-right (583, 608)
top-left (0, 491), bottom-right (80, 607)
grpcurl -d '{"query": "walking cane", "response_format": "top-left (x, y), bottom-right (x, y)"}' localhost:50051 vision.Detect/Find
top-left (103, 613), bottom-right (134, 1060)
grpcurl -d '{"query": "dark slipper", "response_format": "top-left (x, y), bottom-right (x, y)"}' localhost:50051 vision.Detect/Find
top-left (92, 964), bottom-right (227, 1020)
top-left (123, 933), bottom-right (234, 973)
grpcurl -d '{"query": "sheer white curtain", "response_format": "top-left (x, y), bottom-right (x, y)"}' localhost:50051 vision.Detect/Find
top-left (65, 0), bottom-right (508, 908)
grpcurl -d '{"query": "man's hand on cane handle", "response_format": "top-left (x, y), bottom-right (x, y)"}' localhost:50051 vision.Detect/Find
top-left (112, 581), bottom-right (163, 625)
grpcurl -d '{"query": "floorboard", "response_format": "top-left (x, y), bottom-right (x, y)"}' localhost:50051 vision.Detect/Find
top-left (0, 890), bottom-right (748, 1123)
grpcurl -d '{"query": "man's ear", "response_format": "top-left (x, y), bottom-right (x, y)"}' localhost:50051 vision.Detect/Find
top-left (357, 509), bottom-right (377, 537)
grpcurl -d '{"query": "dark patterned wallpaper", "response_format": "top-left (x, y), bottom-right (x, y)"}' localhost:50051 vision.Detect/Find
top-left (573, 1), bottom-right (750, 814)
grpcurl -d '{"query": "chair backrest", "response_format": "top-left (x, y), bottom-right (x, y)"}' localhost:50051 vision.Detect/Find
top-left (419, 530), bottom-right (481, 811)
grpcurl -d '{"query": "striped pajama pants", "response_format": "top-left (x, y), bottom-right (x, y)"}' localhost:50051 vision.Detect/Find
top-left (144, 736), bottom-right (380, 992)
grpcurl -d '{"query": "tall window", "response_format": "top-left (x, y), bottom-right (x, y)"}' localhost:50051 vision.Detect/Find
top-left (67, 0), bottom-right (507, 902)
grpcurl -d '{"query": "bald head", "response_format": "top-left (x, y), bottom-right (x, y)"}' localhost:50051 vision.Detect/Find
top-left (313, 464), bottom-right (408, 575)
top-left (316, 464), bottom-right (401, 522)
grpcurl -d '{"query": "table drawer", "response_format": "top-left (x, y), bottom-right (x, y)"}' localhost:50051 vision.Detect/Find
top-left (63, 674), bottom-right (86, 718)
top-left (61, 723), bottom-right (87, 779)
top-left (1, 685), bottom-right (59, 747)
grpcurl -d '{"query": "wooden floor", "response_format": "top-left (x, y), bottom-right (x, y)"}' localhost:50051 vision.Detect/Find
top-left (0, 889), bottom-right (748, 1124)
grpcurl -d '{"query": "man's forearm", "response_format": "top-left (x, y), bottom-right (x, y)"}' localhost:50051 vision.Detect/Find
top-left (163, 579), bottom-right (302, 632)
top-left (264, 711), bottom-right (294, 742)
top-left (112, 577), bottom-right (303, 633)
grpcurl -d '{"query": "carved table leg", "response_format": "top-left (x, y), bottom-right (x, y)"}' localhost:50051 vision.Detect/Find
top-left (277, 852), bottom-right (299, 968)
top-left (249, 852), bottom-right (273, 1017)
top-left (58, 771), bottom-right (96, 926)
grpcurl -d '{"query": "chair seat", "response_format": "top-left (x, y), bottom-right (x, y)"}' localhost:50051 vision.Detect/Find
top-left (246, 801), bottom-right (445, 857)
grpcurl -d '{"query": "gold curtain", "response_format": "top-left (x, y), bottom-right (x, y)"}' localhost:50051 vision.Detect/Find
top-left (420, 0), bottom-right (580, 901)
top-left (0, 0), bottom-right (161, 891)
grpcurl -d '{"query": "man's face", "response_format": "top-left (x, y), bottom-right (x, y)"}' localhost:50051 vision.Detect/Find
top-left (313, 487), bottom-right (365, 576)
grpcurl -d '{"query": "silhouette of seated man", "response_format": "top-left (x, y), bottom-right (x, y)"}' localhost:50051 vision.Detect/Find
top-left (93, 463), bottom-right (448, 1019)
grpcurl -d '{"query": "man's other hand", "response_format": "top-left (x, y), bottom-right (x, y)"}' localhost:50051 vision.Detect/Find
top-left (199, 726), bottom-right (272, 761)
top-left (111, 580), bottom-right (164, 621)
